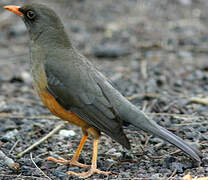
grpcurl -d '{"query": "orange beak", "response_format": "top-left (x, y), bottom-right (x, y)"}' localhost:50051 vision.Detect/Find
top-left (4, 5), bottom-right (24, 16)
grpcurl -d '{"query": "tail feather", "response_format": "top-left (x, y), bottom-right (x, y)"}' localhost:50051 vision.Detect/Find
top-left (124, 108), bottom-right (202, 162)
top-left (100, 79), bottom-right (202, 161)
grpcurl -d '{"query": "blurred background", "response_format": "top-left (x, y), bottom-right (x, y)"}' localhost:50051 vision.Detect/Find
top-left (0, 0), bottom-right (207, 179)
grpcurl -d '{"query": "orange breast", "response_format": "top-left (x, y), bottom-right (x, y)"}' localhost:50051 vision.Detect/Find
top-left (37, 89), bottom-right (89, 128)
top-left (31, 62), bottom-right (88, 128)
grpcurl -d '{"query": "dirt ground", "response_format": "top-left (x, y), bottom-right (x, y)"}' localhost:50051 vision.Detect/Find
top-left (0, 0), bottom-right (208, 179)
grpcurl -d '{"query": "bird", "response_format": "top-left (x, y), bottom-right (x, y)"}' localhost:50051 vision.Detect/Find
top-left (4, 3), bottom-right (202, 178)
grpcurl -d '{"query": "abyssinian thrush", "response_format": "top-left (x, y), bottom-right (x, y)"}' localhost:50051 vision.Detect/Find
top-left (4, 3), bottom-right (202, 178)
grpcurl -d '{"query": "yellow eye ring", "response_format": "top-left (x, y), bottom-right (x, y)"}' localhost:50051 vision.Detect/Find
top-left (26, 10), bottom-right (35, 19)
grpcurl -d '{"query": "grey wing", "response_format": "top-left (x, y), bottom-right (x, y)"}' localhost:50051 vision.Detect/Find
top-left (45, 55), bottom-right (130, 149)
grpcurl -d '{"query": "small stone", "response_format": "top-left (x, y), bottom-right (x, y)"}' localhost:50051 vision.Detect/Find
top-left (106, 148), bottom-right (122, 158)
top-left (105, 22), bottom-right (124, 37)
top-left (177, 0), bottom-right (192, 5)
top-left (178, 51), bottom-right (193, 60)
top-left (106, 159), bottom-right (116, 163)
top-left (21, 166), bottom-right (32, 176)
top-left (92, 44), bottom-right (129, 58)
top-left (21, 71), bottom-right (32, 84)
top-left (163, 157), bottom-right (176, 168)
top-left (59, 130), bottom-right (76, 138)
top-left (121, 151), bottom-right (132, 160)
top-left (170, 162), bottom-right (184, 172)
top-left (0, 100), bottom-right (6, 111)
top-left (106, 148), bottom-right (117, 154)
top-left (2, 129), bottom-right (18, 141)
top-left (113, 152), bottom-right (122, 158)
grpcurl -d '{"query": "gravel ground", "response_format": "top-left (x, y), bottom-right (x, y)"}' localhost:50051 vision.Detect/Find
top-left (0, 0), bottom-right (208, 179)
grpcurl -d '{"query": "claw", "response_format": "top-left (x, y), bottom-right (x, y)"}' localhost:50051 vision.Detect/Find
top-left (46, 136), bottom-right (111, 178)
top-left (67, 167), bottom-right (111, 178)
top-left (46, 156), bottom-right (90, 169)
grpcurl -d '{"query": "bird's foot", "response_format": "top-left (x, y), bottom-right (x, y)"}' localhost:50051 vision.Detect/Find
top-left (46, 156), bottom-right (90, 169)
top-left (66, 166), bottom-right (111, 178)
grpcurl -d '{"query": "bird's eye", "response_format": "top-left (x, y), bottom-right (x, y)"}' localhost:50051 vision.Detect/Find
top-left (26, 10), bottom-right (36, 19)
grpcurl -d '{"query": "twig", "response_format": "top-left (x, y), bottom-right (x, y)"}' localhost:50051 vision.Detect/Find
top-left (9, 140), bottom-right (20, 154)
top-left (169, 122), bottom-right (208, 126)
top-left (0, 174), bottom-right (48, 180)
top-left (126, 93), bottom-right (161, 101)
top-left (0, 113), bottom-right (59, 120)
top-left (134, 149), bottom-right (181, 160)
top-left (189, 97), bottom-right (208, 106)
top-left (17, 122), bottom-right (65, 158)
top-left (30, 153), bottom-right (52, 180)
top-left (10, 97), bottom-right (42, 105)
top-left (146, 112), bottom-right (204, 120)
top-left (167, 169), bottom-right (177, 180)
top-left (144, 135), bottom-right (151, 146)
top-left (141, 59), bottom-right (148, 79)
top-left (0, 150), bottom-right (19, 170)
top-left (149, 149), bottom-right (181, 160)
top-left (37, 152), bottom-right (50, 158)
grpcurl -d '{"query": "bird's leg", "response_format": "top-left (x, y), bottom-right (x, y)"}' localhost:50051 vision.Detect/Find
top-left (66, 138), bottom-right (111, 178)
top-left (47, 135), bottom-right (90, 168)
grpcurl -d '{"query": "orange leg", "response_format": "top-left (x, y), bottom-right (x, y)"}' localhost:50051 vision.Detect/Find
top-left (66, 138), bottom-right (111, 178)
top-left (47, 135), bottom-right (89, 168)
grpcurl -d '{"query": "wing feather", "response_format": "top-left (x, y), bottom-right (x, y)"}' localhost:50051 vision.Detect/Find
top-left (44, 52), bottom-right (130, 149)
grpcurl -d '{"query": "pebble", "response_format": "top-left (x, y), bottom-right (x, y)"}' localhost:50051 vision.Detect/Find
top-left (112, 152), bottom-right (122, 158)
top-left (177, 0), bottom-right (192, 5)
top-left (184, 131), bottom-right (197, 140)
top-left (91, 44), bottom-right (129, 58)
top-left (198, 126), bottom-right (207, 133)
top-left (2, 119), bottom-right (17, 132)
top-left (53, 170), bottom-right (67, 177)
top-left (106, 148), bottom-right (122, 158)
top-left (121, 151), bottom-right (133, 160)
top-left (170, 162), bottom-right (184, 172)
top-left (59, 129), bottom-right (76, 138)
top-left (163, 157), bottom-right (176, 168)
top-left (20, 71), bottom-right (32, 84)
top-left (21, 166), bottom-right (33, 176)
top-left (0, 100), bottom-right (6, 112)
top-left (106, 148), bottom-right (117, 154)
top-left (178, 51), bottom-right (193, 60)
top-left (106, 159), bottom-right (116, 163)
top-left (1, 129), bottom-right (18, 141)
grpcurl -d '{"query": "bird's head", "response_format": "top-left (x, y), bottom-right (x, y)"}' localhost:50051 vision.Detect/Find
top-left (4, 3), bottom-right (68, 44)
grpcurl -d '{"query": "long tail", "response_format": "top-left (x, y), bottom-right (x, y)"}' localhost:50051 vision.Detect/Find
top-left (100, 79), bottom-right (202, 161)
top-left (122, 105), bottom-right (202, 162)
